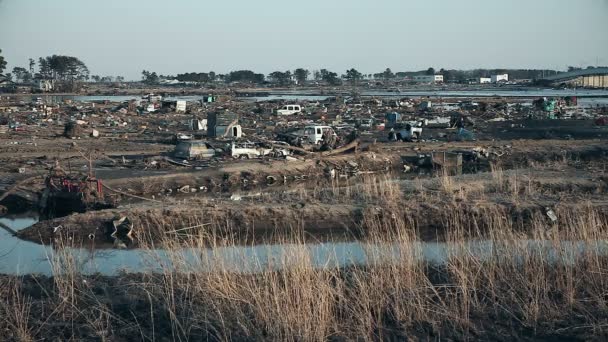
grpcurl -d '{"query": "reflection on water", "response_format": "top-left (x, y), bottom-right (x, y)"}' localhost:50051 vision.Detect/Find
top-left (1, 214), bottom-right (608, 276)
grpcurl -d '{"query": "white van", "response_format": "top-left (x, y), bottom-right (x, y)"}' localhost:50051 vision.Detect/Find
top-left (294, 125), bottom-right (336, 145)
top-left (277, 105), bottom-right (302, 116)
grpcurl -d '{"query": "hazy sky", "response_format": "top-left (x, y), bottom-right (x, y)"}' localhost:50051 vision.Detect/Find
top-left (1, 0), bottom-right (607, 80)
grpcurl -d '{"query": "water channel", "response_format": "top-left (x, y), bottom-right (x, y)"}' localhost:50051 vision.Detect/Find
top-left (6, 88), bottom-right (608, 107)
top-left (1, 213), bottom-right (607, 276)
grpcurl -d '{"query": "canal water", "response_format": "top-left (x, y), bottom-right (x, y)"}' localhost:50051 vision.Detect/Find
top-left (7, 89), bottom-right (608, 107)
top-left (1, 214), bottom-right (608, 276)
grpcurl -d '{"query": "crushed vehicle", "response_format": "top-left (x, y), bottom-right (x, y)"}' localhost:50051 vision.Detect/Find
top-left (231, 141), bottom-right (290, 159)
top-left (40, 162), bottom-right (110, 218)
top-left (422, 117), bottom-right (451, 128)
top-left (388, 122), bottom-right (423, 142)
top-left (173, 140), bottom-right (218, 160)
top-left (355, 118), bottom-right (374, 129)
top-left (175, 133), bottom-right (194, 141)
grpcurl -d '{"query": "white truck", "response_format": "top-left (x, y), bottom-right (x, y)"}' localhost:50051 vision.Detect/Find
top-left (277, 105), bottom-right (302, 116)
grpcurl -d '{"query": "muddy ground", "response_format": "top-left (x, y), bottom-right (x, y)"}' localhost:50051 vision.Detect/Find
top-left (15, 145), bottom-right (608, 247)
top-left (1, 91), bottom-right (607, 248)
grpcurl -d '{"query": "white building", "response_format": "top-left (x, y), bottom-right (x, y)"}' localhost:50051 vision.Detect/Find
top-left (479, 77), bottom-right (492, 84)
top-left (413, 75), bottom-right (444, 83)
top-left (491, 74), bottom-right (509, 83)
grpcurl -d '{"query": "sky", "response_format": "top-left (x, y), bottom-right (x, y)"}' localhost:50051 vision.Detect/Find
top-left (1, 0), bottom-right (607, 80)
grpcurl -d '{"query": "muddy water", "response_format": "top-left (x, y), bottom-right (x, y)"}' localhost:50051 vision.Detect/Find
top-left (2, 214), bottom-right (608, 276)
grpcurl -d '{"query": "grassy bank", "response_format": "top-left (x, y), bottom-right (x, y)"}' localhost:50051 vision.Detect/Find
top-left (2, 202), bottom-right (608, 341)
top-left (19, 159), bottom-right (608, 246)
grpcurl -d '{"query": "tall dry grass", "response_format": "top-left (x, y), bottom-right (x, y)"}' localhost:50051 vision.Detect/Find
top-left (2, 166), bottom-right (608, 340)
top-left (2, 206), bottom-right (607, 340)
top-left (105, 202), bottom-right (606, 340)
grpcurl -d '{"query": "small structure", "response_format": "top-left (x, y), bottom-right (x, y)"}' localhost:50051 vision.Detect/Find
top-left (385, 112), bottom-right (401, 128)
top-left (207, 112), bottom-right (240, 138)
top-left (202, 95), bottom-right (218, 103)
top-left (479, 77), bottom-right (492, 84)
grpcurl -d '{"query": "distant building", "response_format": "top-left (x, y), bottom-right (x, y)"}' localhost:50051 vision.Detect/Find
top-left (479, 77), bottom-right (492, 84)
top-left (491, 74), bottom-right (509, 83)
top-left (413, 75), bottom-right (444, 83)
top-left (543, 67), bottom-right (608, 89)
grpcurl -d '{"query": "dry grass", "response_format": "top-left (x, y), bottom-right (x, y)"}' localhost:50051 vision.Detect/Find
top-left (2, 203), bottom-right (606, 340)
top-left (0, 279), bottom-right (34, 341)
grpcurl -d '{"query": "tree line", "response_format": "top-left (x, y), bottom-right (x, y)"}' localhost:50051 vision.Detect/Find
top-left (2, 49), bottom-right (604, 88)
top-left (140, 67), bottom-right (584, 86)
top-left (0, 53), bottom-right (92, 92)
top-left (5, 56), bottom-right (89, 83)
